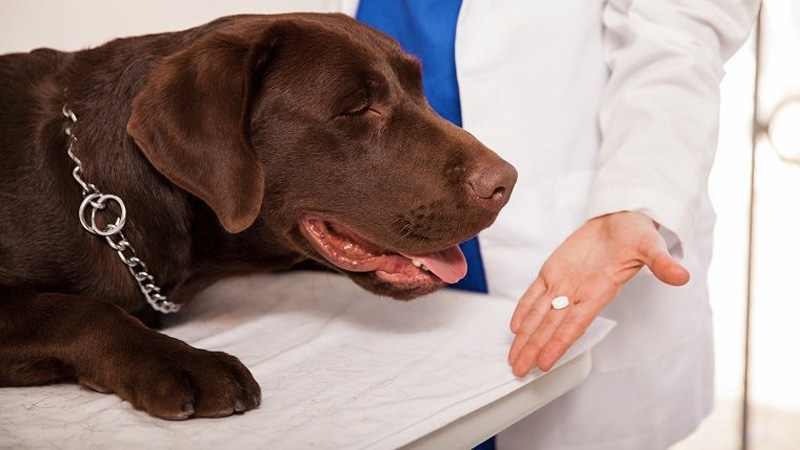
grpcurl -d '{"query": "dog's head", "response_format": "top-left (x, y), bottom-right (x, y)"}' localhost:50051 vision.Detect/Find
top-left (127, 14), bottom-right (516, 299)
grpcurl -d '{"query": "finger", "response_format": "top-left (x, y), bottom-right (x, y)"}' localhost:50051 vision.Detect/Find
top-left (536, 307), bottom-right (593, 372)
top-left (510, 277), bottom-right (546, 333)
top-left (508, 294), bottom-right (553, 363)
top-left (511, 307), bottom-right (569, 377)
top-left (645, 248), bottom-right (690, 286)
top-left (638, 226), bottom-right (690, 286)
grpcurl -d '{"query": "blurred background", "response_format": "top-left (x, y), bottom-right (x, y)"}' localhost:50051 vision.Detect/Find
top-left (0, 1), bottom-right (798, 449)
top-left (675, 1), bottom-right (800, 449)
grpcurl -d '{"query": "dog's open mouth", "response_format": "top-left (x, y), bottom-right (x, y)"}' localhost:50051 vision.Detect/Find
top-left (299, 215), bottom-right (467, 289)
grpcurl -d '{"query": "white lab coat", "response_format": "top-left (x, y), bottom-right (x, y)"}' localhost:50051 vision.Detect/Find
top-left (335, 0), bottom-right (760, 448)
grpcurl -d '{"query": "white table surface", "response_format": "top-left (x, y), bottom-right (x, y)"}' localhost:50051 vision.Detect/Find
top-left (0, 272), bottom-right (614, 449)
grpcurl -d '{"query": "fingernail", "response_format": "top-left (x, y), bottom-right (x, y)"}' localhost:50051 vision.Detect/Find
top-left (182, 402), bottom-right (195, 417)
top-left (234, 399), bottom-right (246, 412)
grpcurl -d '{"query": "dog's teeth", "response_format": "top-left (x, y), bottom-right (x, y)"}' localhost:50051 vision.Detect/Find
top-left (343, 243), bottom-right (354, 251)
top-left (410, 259), bottom-right (430, 271)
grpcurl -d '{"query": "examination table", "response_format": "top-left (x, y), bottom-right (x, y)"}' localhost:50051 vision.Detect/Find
top-left (0, 272), bottom-right (614, 449)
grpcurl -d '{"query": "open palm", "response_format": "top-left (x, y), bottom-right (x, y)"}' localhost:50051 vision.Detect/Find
top-left (507, 211), bottom-right (690, 377)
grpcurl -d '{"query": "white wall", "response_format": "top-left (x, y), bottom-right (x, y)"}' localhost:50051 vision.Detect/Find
top-left (0, 1), bottom-right (341, 53)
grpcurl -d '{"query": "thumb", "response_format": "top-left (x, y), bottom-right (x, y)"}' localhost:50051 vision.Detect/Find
top-left (645, 245), bottom-right (690, 286)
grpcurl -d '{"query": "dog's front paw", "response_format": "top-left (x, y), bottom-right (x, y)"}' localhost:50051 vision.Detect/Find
top-left (86, 337), bottom-right (261, 420)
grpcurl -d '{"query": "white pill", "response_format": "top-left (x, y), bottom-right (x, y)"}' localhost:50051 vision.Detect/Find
top-left (551, 296), bottom-right (569, 310)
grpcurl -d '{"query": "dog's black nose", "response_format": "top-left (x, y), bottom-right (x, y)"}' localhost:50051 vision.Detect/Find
top-left (466, 160), bottom-right (518, 212)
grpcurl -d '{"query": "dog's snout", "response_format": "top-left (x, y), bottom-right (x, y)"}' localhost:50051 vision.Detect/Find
top-left (466, 161), bottom-right (518, 211)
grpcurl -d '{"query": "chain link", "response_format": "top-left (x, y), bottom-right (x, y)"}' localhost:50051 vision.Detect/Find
top-left (62, 105), bottom-right (180, 314)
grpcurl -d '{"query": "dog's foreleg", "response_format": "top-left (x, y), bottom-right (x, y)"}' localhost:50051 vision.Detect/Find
top-left (0, 288), bottom-right (261, 419)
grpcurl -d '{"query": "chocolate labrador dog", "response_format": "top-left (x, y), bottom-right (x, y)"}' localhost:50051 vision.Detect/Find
top-left (0, 13), bottom-right (516, 420)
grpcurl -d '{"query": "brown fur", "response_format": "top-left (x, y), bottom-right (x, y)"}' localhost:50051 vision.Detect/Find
top-left (0, 13), bottom-right (515, 420)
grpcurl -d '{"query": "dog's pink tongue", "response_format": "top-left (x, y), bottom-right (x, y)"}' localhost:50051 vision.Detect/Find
top-left (401, 245), bottom-right (468, 284)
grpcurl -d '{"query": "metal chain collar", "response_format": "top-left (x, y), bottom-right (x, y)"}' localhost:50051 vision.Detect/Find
top-left (62, 105), bottom-right (180, 314)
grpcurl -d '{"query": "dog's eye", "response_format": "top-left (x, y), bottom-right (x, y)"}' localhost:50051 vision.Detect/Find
top-left (339, 102), bottom-right (372, 117)
top-left (336, 86), bottom-right (377, 118)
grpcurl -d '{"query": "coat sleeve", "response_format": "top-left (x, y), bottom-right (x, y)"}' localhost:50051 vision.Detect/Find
top-left (585, 0), bottom-right (761, 252)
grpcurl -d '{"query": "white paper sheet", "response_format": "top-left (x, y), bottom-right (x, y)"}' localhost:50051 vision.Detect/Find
top-left (0, 272), bottom-right (614, 449)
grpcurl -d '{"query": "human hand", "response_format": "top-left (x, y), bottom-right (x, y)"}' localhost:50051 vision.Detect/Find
top-left (507, 211), bottom-right (690, 377)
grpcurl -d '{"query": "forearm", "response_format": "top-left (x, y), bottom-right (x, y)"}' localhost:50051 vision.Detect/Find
top-left (588, 0), bottom-right (761, 245)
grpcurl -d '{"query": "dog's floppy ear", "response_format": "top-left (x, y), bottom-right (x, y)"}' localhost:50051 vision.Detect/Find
top-left (127, 24), bottom-right (281, 233)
